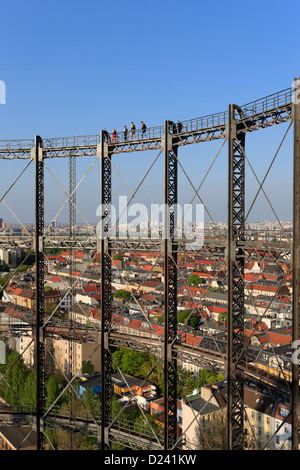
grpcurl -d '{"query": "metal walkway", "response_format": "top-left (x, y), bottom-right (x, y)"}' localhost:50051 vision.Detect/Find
top-left (0, 87), bottom-right (293, 159)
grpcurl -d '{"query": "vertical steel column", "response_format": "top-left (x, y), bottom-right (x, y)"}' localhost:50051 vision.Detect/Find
top-left (68, 153), bottom-right (76, 372)
top-left (163, 120), bottom-right (178, 450)
top-left (100, 131), bottom-right (112, 449)
top-left (227, 105), bottom-right (245, 450)
top-left (69, 155), bottom-right (76, 237)
top-left (33, 135), bottom-right (45, 450)
top-left (292, 78), bottom-right (300, 450)
top-left (68, 154), bottom-right (76, 449)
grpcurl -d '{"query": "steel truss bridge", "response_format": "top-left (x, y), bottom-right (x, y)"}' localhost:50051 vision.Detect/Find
top-left (0, 80), bottom-right (299, 451)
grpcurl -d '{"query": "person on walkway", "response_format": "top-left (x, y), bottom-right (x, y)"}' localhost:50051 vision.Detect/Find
top-left (123, 126), bottom-right (128, 141)
top-left (111, 128), bottom-right (117, 143)
top-left (177, 120), bottom-right (182, 133)
top-left (130, 122), bottom-right (136, 140)
top-left (103, 128), bottom-right (110, 142)
top-left (141, 121), bottom-right (147, 138)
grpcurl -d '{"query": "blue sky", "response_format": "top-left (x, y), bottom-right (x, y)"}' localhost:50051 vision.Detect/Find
top-left (0, 0), bottom-right (298, 223)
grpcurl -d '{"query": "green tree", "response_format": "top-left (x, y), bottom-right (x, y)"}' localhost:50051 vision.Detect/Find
top-left (81, 361), bottom-right (94, 375)
top-left (139, 353), bottom-right (164, 394)
top-left (197, 369), bottom-right (224, 388)
top-left (177, 309), bottom-right (197, 329)
top-left (112, 349), bottom-right (125, 373)
top-left (218, 311), bottom-right (227, 323)
top-left (113, 349), bottom-right (149, 376)
top-left (23, 371), bottom-right (36, 407)
top-left (188, 274), bottom-right (203, 286)
top-left (3, 350), bottom-right (27, 405)
top-left (114, 290), bottom-right (131, 299)
top-left (112, 394), bottom-right (123, 418)
top-left (177, 368), bottom-right (198, 398)
top-left (46, 375), bottom-right (60, 406)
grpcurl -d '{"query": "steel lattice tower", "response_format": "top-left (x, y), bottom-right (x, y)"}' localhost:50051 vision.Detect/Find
top-left (0, 82), bottom-right (298, 450)
top-left (227, 105), bottom-right (246, 449)
top-left (34, 135), bottom-right (46, 450)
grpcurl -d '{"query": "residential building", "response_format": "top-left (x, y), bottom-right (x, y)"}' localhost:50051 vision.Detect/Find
top-left (78, 372), bottom-right (157, 411)
top-left (4, 287), bottom-right (60, 313)
top-left (150, 397), bottom-right (182, 430)
top-left (181, 385), bottom-right (225, 450)
top-left (244, 388), bottom-right (291, 450)
top-left (52, 335), bottom-right (101, 376)
top-left (0, 305), bottom-right (33, 365)
top-left (181, 381), bottom-right (293, 450)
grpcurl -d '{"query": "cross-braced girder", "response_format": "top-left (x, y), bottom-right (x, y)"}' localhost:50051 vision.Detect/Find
top-left (292, 83), bottom-right (300, 449)
top-left (0, 82), bottom-right (299, 451)
top-left (163, 121), bottom-right (178, 450)
top-left (227, 105), bottom-right (245, 450)
top-left (34, 135), bottom-right (46, 450)
top-left (100, 132), bottom-right (113, 449)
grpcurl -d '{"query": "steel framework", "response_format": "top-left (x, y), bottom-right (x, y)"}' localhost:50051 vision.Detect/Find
top-left (292, 82), bottom-right (300, 449)
top-left (34, 135), bottom-right (46, 450)
top-left (227, 104), bottom-right (246, 449)
top-left (163, 121), bottom-right (178, 449)
top-left (0, 80), bottom-right (299, 450)
top-left (99, 131), bottom-right (113, 449)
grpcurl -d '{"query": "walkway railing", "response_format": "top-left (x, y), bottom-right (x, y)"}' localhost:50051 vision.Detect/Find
top-left (0, 86), bottom-right (294, 151)
top-left (241, 87), bottom-right (293, 118)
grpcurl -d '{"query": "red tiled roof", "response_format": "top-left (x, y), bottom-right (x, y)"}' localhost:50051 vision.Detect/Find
top-left (50, 276), bottom-right (62, 282)
top-left (208, 305), bottom-right (227, 313)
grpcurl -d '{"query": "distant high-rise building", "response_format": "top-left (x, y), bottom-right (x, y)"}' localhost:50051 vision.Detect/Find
top-left (0, 247), bottom-right (24, 266)
top-left (0, 219), bottom-right (8, 229)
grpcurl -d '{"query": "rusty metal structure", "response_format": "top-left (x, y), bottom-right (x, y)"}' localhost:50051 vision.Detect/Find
top-left (0, 79), bottom-right (299, 450)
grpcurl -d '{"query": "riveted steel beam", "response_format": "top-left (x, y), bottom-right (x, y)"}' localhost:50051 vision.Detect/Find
top-left (227, 105), bottom-right (245, 450)
top-left (163, 121), bottom-right (178, 450)
top-left (292, 78), bottom-right (300, 450)
top-left (99, 131), bottom-right (112, 449)
top-left (34, 135), bottom-right (46, 450)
